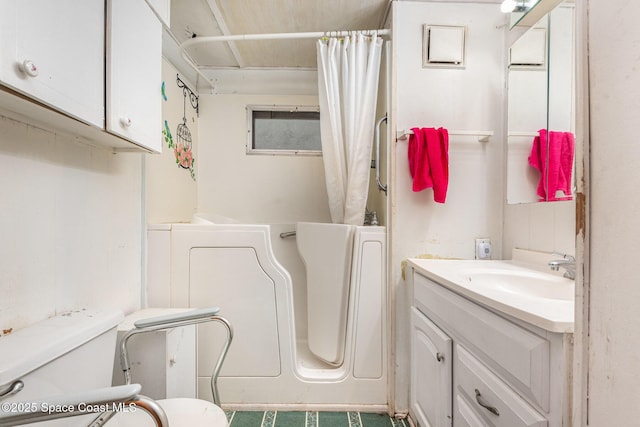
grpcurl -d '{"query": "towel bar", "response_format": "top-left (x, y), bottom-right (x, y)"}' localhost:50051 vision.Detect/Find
top-left (397, 129), bottom-right (493, 142)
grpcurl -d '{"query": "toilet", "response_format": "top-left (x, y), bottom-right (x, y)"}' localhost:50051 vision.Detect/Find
top-left (107, 308), bottom-right (229, 427)
top-left (0, 308), bottom-right (124, 426)
top-left (0, 308), bottom-right (229, 427)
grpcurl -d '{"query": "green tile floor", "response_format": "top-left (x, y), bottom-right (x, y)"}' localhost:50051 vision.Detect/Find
top-left (225, 411), bottom-right (409, 427)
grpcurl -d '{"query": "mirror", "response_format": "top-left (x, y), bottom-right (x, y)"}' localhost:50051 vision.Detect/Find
top-left (507, 0), bottom-right (564, 45)
top-left (507, 0), bottom-right (543, 27)
top-left (506, 2), bottom-right (575, 204)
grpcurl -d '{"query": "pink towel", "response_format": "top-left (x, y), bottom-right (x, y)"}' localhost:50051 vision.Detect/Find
top-left (528, 129), bottom-right (574, 201)
top-left (408, 127), bottom-right (449, 203)
top-left (408, 127), bottom-right (431, 192)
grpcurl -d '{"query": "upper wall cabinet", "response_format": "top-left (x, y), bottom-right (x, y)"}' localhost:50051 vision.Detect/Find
top-left (0, 0), bottom-right (105, 127)
top-left (0, 0), bottom-right (163, 153)
top-left (107, 0), bottom-right (163, 152)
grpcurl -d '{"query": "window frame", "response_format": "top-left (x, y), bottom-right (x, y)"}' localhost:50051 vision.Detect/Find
top-left (246, 105), bottom-right (322, 156)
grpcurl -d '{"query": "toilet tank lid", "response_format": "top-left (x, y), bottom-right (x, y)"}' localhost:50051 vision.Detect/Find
top-left (0, 309), bottom-right (124, 386)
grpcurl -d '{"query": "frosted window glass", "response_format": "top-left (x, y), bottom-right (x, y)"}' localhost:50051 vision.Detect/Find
top-left (251, 110), bottom-right (321, 153)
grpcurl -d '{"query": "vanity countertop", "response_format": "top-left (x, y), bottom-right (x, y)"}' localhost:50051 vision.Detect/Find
top-left (407, 258), bottom-right (575, 333)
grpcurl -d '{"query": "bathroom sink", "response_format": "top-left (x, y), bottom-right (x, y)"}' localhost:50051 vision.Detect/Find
top-left (407, 258), bottom-right (575, 333)
top-left (460, 268), bottom-right (574, 301)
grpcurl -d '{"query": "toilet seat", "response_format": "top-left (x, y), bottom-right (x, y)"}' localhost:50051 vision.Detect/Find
top-left (108, 397), bottom-right (228, 426)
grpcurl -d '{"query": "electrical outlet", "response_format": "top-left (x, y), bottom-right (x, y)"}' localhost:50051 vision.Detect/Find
top-left (475, 238), bottom-right (492, 260)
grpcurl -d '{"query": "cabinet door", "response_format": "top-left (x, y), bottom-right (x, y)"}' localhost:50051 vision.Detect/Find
top-left (411, 307), bottom-right (453, 427)
top-left (0, 0), bottom-right (104, 127)
top-left (106, 0), bottom-right (162, 152)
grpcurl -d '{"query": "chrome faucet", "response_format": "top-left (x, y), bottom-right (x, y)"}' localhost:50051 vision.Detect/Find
top-left (364, 209), bottom-right (379, 226)
top-left (548, 252), bottom-right (576, 280)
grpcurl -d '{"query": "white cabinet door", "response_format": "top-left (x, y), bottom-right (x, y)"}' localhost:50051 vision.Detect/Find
top-left (411, 307), bottom-right (453, 427)
top-left (106, 0), bottom-right (162, 152)
top-left (0, 0), bottom-right (104, 127)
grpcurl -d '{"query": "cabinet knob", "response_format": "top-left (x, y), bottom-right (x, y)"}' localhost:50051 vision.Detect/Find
top-left (120, 117), bottom-right (133, 128)
top-left (19, 60), bottom-right (39, 77)
top-left (436, 352), bottom-right (445, 362)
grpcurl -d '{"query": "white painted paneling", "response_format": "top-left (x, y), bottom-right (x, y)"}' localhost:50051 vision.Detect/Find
top-left (0, 115), bottom-right (142, 333)
top-left (391, 2), bottom-right (505, 414)
top-left (146, 227), bottom-right (172, 307)
top-left (586, 0), bottom-right (640, 423)
top-left (392, 2), bottom-right (505, 261)
top-left (145, 59), bottom-right (198, 224)
top-left (197, 93), bottom-right (331, 223)
top-left (503, 201), bottom-right (575, 257)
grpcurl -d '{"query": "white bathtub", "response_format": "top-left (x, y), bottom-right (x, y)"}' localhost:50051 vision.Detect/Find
top-left (146, 214), bottom-right (387, 411)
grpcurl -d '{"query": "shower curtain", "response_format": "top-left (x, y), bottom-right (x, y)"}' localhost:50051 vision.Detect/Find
top-left (317, 32), bottom-right (383, 225)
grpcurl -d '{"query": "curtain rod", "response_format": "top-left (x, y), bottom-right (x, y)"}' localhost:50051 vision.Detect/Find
top-left (180, 29), bottom-right (391, 50)
top-left (179, 29), bottom-right (390, 90)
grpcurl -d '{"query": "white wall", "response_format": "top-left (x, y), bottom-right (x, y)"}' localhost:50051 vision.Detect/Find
top-left (392, 1), bottom-right (505, 263)
top-left (586, 0), bottom-right (640, 423)
top-left (146, 59), bottom-right (198, 224)
top-left (503, 201), bottom-right (575, 256)
top-left (391, 1), bottom-right (505, 411)
top-left (368, 41), bottom-right (391, 227)
top-left (197, 94), bottom-right (331, 224)
top-left (0, 115), bottom-right (143, 333)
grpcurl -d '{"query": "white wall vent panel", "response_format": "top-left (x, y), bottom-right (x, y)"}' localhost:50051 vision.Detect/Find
top-left (423, 25), bottom-right (466, 68)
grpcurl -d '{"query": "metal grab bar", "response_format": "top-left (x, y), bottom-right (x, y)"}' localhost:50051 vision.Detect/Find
top-left (375, 114), bottom-right (388, 194)
top-left (119, 308), bottom-right (233, 407)
top-left (87, 395), bottom-right (168, 427)
top-left (0, 381), bottom-right (23, 401)
top-left (0, 385), bottom-right (168, 427)
top-left (279, 231), bottom-right (297, 239)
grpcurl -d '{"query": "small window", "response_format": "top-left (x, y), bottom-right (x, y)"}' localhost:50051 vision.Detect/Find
top-left (247, 105), bottom-right (322, 155)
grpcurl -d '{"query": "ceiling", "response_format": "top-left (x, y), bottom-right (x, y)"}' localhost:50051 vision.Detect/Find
top-left (170, 0), bottom-right (392, 70)
top-left (166, 0), bottom-right (503, 92)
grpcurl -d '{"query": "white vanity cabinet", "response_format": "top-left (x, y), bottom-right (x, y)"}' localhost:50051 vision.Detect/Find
top-left (408, 267), bottom-right (571, 427)
top-left (0, 0), bottom-right (163, 153)
top-left (0, 0), bottom-right (105, 127)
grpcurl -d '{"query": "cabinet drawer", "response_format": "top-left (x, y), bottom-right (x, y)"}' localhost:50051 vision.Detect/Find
top-left (455, 394), bottom-right (488, 427)
top-left (454, 345), bottom-right (547, 427)
top-left (413, 272), bottom-right (549, 410)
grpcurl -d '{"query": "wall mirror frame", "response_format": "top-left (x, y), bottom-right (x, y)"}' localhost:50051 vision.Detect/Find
top-left (506, 0), bottom-right (576, 204)
top-left (507, 0), bottom-right (564, 46)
